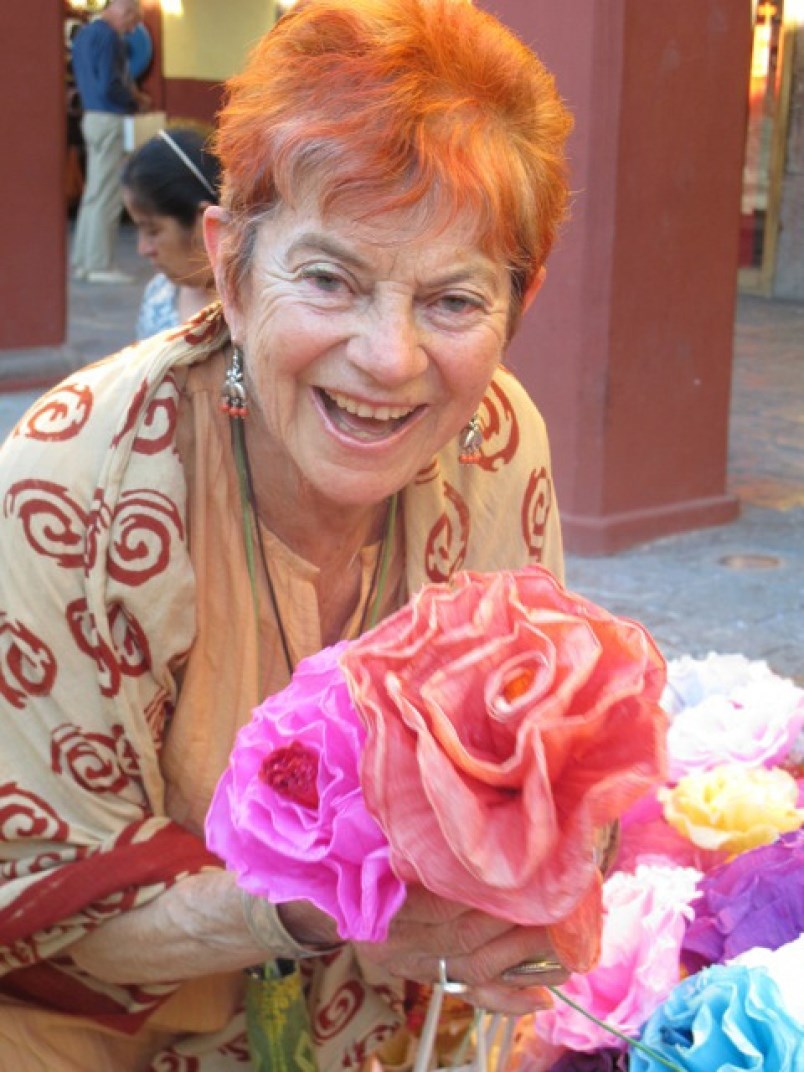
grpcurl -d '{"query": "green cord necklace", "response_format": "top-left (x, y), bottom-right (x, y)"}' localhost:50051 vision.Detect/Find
top-left (231, 419), bottom-right (398, 682)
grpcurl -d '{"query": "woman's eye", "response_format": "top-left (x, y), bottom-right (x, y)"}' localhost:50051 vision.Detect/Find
top-left (300, 267), bottom-right (349, 295)
top-left (436, 293), bottom-right (483, 316)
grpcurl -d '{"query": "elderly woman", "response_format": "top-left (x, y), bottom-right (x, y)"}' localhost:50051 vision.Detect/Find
top-left (0, 0), bottom-right (577, 1068)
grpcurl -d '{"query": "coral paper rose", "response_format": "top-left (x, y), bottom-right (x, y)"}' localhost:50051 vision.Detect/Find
top-left (339, 566), bottom-right (668, 942)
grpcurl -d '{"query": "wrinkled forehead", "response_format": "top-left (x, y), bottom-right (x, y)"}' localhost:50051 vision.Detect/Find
top-left (272, 176), bottom-right (503, 267)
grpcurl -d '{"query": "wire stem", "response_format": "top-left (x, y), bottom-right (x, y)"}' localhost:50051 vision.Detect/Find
top-left (546, 987), bottom-right (686, 1072)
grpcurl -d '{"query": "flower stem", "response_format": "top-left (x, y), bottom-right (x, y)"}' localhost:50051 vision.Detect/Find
top-left (545, 987), bottom-right (686, 1072)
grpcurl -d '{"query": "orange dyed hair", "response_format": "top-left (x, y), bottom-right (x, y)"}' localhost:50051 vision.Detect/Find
top-left (214, 0), bottom-right (572, 306)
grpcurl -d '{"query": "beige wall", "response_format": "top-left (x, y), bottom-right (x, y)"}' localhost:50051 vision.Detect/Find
top-left (161, 0), bottom-right (278, 82)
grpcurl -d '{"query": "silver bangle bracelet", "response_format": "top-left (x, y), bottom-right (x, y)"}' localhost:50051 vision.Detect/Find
top-left (240, 890), bottom-right (344, 960)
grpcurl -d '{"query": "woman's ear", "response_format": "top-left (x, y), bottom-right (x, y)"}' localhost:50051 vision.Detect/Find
top-left (203, 205), bottom-right (245, 334)
top-left (521, 265), bottom-right (547, 315)
top-left (202, 205), bottom-right (230, 290)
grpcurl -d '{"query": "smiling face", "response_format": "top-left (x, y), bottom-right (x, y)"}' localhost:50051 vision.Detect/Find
top-left (206, 198), bottom-right (513, 513)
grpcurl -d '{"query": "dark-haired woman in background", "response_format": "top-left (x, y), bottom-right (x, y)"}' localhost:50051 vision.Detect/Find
top-left (122, 125), bottom-right (221, 339)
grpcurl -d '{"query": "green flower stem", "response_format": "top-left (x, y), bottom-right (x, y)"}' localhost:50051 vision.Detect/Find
top-left (546, 986), bottom-right (686, 1072)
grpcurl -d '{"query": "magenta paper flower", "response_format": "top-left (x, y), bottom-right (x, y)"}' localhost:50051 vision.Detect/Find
top-left (340, 566), bottom-right (668, 966)
top-left (616, 790), bottom-right (727, 874)
top-left (531, 863), bottom-right (700, 1053)
top-left (205, 642), bottom-right (405, 942)
top-left (680, 828), bottom-right (804, 973)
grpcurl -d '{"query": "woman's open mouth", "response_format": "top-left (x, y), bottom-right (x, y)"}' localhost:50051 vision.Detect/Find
top-left (317, 388), bottom-right (421, 442)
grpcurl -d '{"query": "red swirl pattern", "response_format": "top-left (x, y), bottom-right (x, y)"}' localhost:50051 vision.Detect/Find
top-left (107, 489), bottom-right (184, 586)
top-left (149, 1052), bottom-right (200, 1072)
top-left (15, 384), bottom-right (93, 442)
top-left (65, 598), bottom-right (121, 697)
top-left (312, 980), bottom-right (365, 1042)
top-left (109, 603), bottom-right (151, 677)
top-left (132, 375), bottom-right (179, 455)
top-left (144, 692), bottom-right (174, 752)
top-left (112, 380), bottom-right (148, 448)
top-left (342, 1023), bottom-right (398, 1069)
top-left (4, 479), bottom-right (89, 568)
top-left (168, 303), bottom-right (223, 346)
top-left (217, 1035), bottom-right (251, 1062)
top-left (423, 482), bottom-right (470, 582)
top-left (84, 488), bottom-right (114, 573)
top-left (414, 458), bottom-right (440, 485)
top-left (0, 784), bottom-right (68, 842)
top-left (521, 467), bottom-right (552, 559)
top-left (475, 379), bottom-right (519, 471)
top-left (50, 722), bottom-right (135, 795)
top-left (0, 845), bottom-right (90, 882)
top-left (0, 613), bottom-right (57, 709)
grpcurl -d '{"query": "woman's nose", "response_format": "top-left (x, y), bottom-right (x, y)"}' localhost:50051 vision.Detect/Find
top-left (137, 233), bottom-right (155, 259)
top-left (351, 295), bottom-right (428, 385)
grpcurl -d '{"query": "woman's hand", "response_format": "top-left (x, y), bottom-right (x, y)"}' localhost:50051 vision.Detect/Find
top-left (353, 885), bottom-right (573, 1015)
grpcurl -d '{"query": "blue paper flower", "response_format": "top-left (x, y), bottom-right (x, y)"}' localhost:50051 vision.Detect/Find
top-left (630, 964), bottom-right (803, 1071)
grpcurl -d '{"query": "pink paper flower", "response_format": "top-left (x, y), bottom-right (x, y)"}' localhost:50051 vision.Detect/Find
top-left (616, 789), bottom-right (727, 874)
top-left (205, 642), bottom-right (406, 942)
top-left (340, 566), bottom-right (668, 950)
top-left (531, 864), bottom-right (701, 1052)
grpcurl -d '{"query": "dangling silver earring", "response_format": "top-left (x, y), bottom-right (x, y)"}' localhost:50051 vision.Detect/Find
top-left (220, 344), bottom-right (248, 419)
top-left (458, 414), bottom-right (483, 464)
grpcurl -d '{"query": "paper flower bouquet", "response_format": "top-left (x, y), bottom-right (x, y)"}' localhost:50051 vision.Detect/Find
top-left (206, 564), bottom-right (668, 969)
top-left (514, 652), bottom-right (804, 1071)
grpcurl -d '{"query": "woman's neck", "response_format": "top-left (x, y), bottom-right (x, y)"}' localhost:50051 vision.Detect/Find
top-left (178, 281), bottom-right (217, 322)
top-left (242, 421), bottom-right (390, 572)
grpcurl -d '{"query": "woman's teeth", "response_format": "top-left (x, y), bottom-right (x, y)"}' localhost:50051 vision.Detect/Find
top-left (324, 389), bottom-right (414, 423)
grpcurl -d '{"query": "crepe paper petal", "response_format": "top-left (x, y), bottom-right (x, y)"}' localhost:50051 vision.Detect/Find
top-left (660, 764), bottom-right (803, 856)
top-left (630, 964), bottom-right (804, 1072)
top-left (206, 642), bottom-right (406, 942)
top-left (731, 933), bottom-right (804, 1023)
top-left (340, 566), bottom-right (668, 930)
top-left (547, 873), bottom-right (602, 974)
top-left (681, 828), bottom-right (804, 972)
top-left (532, 864), bottom-right (700, 1054)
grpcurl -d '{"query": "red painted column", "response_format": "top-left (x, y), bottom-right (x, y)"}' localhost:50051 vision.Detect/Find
top-left (484, 0), bottom-right (751, 552)
top-left (0, 1), bottom-right (66, 349)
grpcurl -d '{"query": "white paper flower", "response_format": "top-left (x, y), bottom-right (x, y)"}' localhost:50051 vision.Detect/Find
top-left (730, 933), bottom-right (804, 1023)
top-left (661, 654), bottom-right (804, 782)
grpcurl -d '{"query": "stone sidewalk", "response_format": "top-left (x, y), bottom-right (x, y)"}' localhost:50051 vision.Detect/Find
top-left (2, 225), bottom-right (802, 682)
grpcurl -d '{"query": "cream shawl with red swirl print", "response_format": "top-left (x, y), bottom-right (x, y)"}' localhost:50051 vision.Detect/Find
top-left (0, 301), bottom-right (563, 1059)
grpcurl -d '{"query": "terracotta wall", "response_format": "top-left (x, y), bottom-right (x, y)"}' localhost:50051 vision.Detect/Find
top-left (140, 8), bottom-right (224, 126)
top-left (0, 1), bottom-right (65, 348)
top-left (483, 0), bottom-right (752, 552)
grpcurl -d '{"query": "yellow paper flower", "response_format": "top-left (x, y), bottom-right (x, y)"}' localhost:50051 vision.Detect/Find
top-left (660, 764), bottom-right (803, 856)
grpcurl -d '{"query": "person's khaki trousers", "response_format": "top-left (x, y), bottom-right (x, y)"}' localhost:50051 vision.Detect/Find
top-left (72, 111), bottom-right (125, 273)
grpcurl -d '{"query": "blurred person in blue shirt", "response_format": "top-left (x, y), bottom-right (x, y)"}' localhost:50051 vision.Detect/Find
top-left (71, 0), bottom-right (149, 284)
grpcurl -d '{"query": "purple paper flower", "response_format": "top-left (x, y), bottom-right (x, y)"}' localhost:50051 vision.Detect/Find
top-left (205, 642), bottom-right (406, 942)
top-left (549, 1048), bottom-right (629, 1071)
top-left (681, 829), bottom-right (804, 974)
